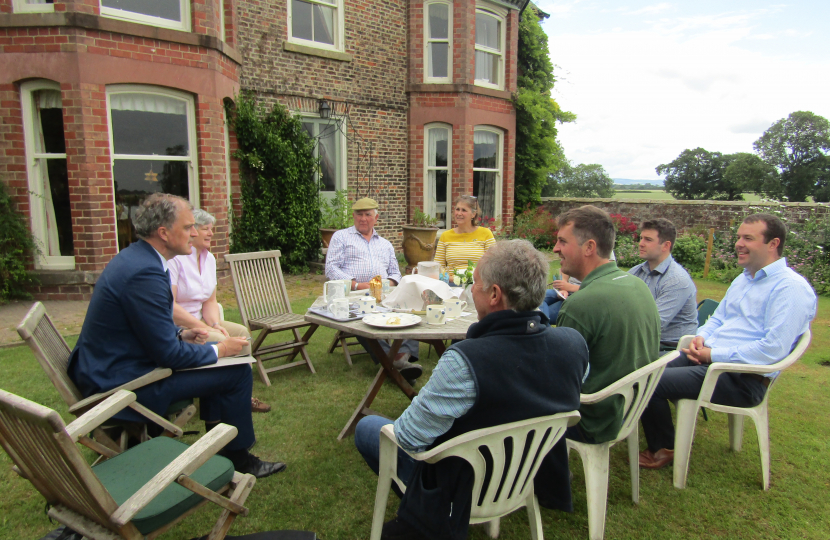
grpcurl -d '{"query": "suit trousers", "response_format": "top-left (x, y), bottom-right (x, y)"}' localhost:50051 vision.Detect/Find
top-left (132, 363), bottom-right (256, 451)
top-left (640, 354), bottom-right (769, 452)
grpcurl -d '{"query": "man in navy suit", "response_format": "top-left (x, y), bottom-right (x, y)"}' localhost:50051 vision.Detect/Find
top-left (69, 193), bottom-right (284, 478)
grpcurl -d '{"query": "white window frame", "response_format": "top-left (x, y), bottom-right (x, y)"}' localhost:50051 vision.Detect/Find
top-left (473, 126), bottom-right (503, 220)
top-left (21, 80), bottom-right (74, 270)
top-left (424, 123), bottom-right (452, 225)
top-left (100, 0), bottom-right (191, 32)
top-left (299, 114), bottom-right (347, 200)
top-left (106, 85), bottom-right (199, 252)
top-left (219, 0), bottom-right (226, 42)
top-left (12, 0), bottom-right (54, 14)
top-left (474, 5), bottom-right (506, 90)
top-left (424, 0), bottom-right (452, 84)
top-left (287, 0), bottom-right (346, 53)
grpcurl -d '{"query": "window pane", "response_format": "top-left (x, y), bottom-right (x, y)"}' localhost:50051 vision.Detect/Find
top-left (473, 171), bottom-right (496, 219)
top-left (26, 0), bottom-right (55, 4)
top-left (475, 12), bottom-right (500, 50)
top-left (474, 132), bottom-right (498, 168)
top-left (429, 3), bottom-right (448, 39)
top-left (292, 0), bottom-right (313, 40)
top-left (429, 43), bottom-right (448, 79)
top-left (101, 0), bottom-right (181, 22)
top-left (312, 3), bottom-right (335, 45)
top-left (39, 158), bottom-right (73, 256)
top-left (318, 128), bottom-right (336, 191)
top-left (475, 50), bottom-right (499, 84)
top-left (113, 159), bottom-right (189, 249)
top-left (38, 107), bottom-right (66, 154)
top-left (434, 136), bottom-right (448, 167)
top-left (111, 109), bottom-right (189, 156)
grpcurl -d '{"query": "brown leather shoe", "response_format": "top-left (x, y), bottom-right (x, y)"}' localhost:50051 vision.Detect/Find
top-left (251, 397), bottom-right (271, 413)
top-left (639, 448), bottom-right (674, 469)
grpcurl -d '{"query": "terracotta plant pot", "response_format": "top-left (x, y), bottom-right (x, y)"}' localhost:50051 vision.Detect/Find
top-left (401, 225), bottom-right (438, 274)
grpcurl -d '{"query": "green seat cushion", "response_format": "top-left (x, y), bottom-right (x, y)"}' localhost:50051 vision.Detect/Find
top-left (93, 436), bottom-right (235, 534)
top-left (167, 399), bottom-right (193, 415)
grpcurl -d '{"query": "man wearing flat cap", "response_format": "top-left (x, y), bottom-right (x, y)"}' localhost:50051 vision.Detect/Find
top-left (326, 198), bottom-right (422, 380)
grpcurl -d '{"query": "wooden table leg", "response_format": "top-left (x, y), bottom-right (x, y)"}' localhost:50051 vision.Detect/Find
top-left (424, 339), bottom-right (448, 357)
top-left (365, 339), bottom-right (416, 399)
top-left (338, 367), bottom-right (387, 441)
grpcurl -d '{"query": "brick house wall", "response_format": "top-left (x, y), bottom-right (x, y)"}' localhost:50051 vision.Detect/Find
top-left (234, 0), bottom-right (410, 246)
top-left (0, 0), bottom-right (240, 299)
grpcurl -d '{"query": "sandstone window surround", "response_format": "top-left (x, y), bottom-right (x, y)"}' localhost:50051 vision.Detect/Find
top-left (301, 114), bottom-right (347, 198)
top-left (99, 0), bottom-right (191, 32)
top-left (473, 127), bottom-right (503, 220)
top-left (106, 86), bottom-right (199, 251)
top-left (424, 0), bottom-right (452, 83)
top-left (20, 80), bottom-right (75, 270)
top-left (424, 123), bottom-right (452, 227)
top-left (474, 4), bottom-right (506, 90)
top-left (287, 0), bottom-right (346, 55)
top-left (12, 0), bottom-right (54, 13)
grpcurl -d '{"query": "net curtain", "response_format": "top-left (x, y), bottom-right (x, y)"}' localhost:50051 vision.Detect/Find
top-left (473, 130), bottom-right (498, 219)
top-left (32, 89), bottom-right (63, 257)
top-left (427, 127), bottom-right (449, 218)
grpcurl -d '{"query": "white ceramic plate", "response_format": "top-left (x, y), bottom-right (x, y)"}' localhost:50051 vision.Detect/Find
top-left (362, 313), bottom-right (421, 328)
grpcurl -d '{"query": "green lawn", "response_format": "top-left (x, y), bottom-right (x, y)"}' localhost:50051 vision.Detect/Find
top-left (613, 190), bottom-right (764, 202)
top-left (1, 276), bottom-right (829, 539)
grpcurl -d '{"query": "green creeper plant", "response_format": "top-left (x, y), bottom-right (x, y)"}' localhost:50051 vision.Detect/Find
top-left (0, 181), bottom-right (38, 303)
top-left (226, 94), bottom-right (321, 272)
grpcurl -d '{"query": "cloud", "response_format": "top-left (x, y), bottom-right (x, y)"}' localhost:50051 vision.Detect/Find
top-left (628, 3), bottom-right (673, 16)
top-left (729, 119), bottom-right (774, 135)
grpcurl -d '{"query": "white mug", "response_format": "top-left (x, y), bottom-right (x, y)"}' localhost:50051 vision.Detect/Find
top-left (413, 261), bottom-right (440, 280)
top-left (427, 304), bottom-right (446, 325)
top-left (443, 298), bottom-right (467, 318)
top-left (340, 279), bottom-right (352, 296)
top-left (324, 281), bottom-right (345, 309)
top-left (330, 297), bottom-right (350, 319)
top-left (357, 296), bottom-right (376, 315)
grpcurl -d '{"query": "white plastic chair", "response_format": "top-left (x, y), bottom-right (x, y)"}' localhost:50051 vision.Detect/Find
top-left (567, 350), bottom-right (679, 540)
top-left (672, 330), bottom-right (812, 490)
top-left (370, 412), bottom-right (581, 540)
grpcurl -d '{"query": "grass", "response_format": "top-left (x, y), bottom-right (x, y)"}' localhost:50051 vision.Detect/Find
top-left (2, 275), bottom-right (830, 539)
top-left (613, 190), bottom-right (765, 202)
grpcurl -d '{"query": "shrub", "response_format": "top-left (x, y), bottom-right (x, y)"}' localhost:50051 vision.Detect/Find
top-left (320, 189), bottom-right (353, 230)
top-left (511, 205), bottom-right (557, 249)
top-left (227, 94), bottom-right (321, 273)
top-left (0, 181), bottom-right (38, 303)
top-left (672, 234), bottom-right (707, 273)
top-left (613, 235), bottom-right (641, 268)
top-left (609, 213), bottom-right (638, 240)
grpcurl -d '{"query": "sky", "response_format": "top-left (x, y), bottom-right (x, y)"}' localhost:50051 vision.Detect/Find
top-left (534, 1), bottom-right (830, 181)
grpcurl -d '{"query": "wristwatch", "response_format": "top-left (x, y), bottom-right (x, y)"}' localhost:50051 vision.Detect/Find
top-left (176, 327), bottom-right (184, 341)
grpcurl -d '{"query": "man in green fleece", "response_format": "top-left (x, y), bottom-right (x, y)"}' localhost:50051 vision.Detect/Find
top-left (553, 205), bottom-right (661, 443)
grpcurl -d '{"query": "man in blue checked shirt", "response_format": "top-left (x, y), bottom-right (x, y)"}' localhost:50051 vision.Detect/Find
top-left (325, 197), bottom-right (422, 380)
top-left (354, 240), bottom-right (589, 540)
top-left (628, 218), bottom-right (699, 348)
top-left (639, 213), bottom-right (817, 470)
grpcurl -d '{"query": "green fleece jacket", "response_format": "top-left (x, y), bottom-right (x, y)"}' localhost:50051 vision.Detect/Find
top-left (557, 262), bottom-right (661, 443)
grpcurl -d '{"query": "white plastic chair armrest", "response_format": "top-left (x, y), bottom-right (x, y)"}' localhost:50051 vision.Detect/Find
top-left (65, 390), bottom-right (137, 442)
top-left (68, 368), bottom-right (173, 414)
top-left (578, 351), bottom-right (679, 405)
top-left (111, 423), bottom-right (238, 526)
top-left (697, 361), bottom-right (781, 403)
top-left (676, 335), bottom-right (695, 351)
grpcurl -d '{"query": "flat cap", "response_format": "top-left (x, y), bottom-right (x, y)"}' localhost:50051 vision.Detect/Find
top-left (352, 198), bottom-right (379, 211)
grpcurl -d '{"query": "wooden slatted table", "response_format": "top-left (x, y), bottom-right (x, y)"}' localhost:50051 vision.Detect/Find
top-left (304, 311), bottom-right (476, 440)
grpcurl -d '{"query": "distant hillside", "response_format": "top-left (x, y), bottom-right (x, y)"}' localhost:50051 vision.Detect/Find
top-left (612, 178), bottom-right (664, 187)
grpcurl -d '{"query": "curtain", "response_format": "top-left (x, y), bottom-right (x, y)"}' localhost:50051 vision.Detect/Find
top-left (110, 93), bottom-right (187, 115)
top-left (32, 91), bottom-right (62, 256)
top-left (313, 3), bottom-right (334, 45)
top-left (427, 128), bottom-right (449, 218)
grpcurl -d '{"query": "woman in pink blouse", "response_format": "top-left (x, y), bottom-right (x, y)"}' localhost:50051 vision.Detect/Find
top-left (169, 209), bottom-right (270, 413)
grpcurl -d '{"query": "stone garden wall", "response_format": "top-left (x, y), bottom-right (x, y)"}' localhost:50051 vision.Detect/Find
top-left (540, 198), bottom-right (830, 232)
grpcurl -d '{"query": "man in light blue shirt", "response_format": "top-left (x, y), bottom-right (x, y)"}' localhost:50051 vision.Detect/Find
top-left (639, 213), bottom-right (817, 470)
top-left (628, 218), bottom-right (698, 346)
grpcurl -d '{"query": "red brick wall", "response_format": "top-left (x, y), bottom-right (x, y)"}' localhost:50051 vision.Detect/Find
top-left (0, 0), bottom-right (240, 298)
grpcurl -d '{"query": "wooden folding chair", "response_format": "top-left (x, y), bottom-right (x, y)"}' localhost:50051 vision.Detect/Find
top-left (327, 330), bottom-right (368, 366)
top-left (0, 389), bottom-right (254, 540)
top-left (225, 250), bottom-right (319, 386)
top-left (16, 302), bottom-right (195, 453)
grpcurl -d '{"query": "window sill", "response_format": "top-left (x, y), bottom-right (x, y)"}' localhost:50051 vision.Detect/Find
top-left (407, 83), bottom-right (512, 100)
top-left (283, 41), bottom-right (352, 62)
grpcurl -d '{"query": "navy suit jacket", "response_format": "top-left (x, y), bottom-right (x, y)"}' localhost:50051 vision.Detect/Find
top-left (69, 239), bottom-right (217, 397)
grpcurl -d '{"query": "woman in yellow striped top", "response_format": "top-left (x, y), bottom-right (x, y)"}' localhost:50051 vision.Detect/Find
top-left (433, 195), bottom-right (496, 272)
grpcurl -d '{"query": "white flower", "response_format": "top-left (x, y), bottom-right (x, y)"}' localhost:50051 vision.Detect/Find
top-left (452, 275), bottom-right (461, 286)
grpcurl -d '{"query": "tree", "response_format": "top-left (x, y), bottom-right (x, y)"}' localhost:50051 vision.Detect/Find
top-left (753, 111), bottom-right (830, 202)
top-left (657, 148), bottom-right (745, 201)
top-left (722, 153), bottom-right (781, 199)
top-left (227, 94), bottom-right (321, 273)
top-left (549, 162), bottom-right (615, 198)
top-left (513, 7), bottom-right (575, 209)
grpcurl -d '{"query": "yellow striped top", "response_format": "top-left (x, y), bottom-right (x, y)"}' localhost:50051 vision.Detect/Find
top-left (433, 227), bottom-right (496, 272)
